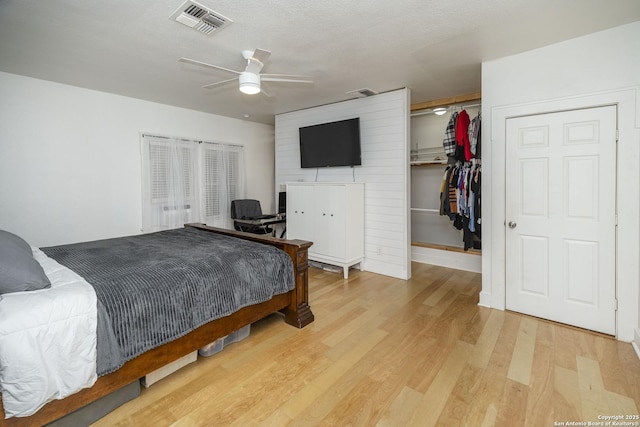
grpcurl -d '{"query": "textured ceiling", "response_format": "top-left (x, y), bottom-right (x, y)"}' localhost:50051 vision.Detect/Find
top-left (0, 0), bottom-right (639, 124)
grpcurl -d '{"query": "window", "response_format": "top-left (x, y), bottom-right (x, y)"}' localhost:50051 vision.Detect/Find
top-left (200, 143), bottom-right (244, 223)
top-left (141, 134), bottom-right (245, 232)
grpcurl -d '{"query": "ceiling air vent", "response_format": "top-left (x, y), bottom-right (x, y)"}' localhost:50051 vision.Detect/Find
top-left (170, 1), bottom-right (232, 36)
top-left (345, 88), bottom-right (378, 98)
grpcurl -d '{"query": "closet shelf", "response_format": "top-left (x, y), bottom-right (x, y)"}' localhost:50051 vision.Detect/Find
top-left (410, 146), bottom-right (447, 165)
top-left (410, 161), bottom-right (447, 167)
top-left (411, 208), bottom-right (439, 212)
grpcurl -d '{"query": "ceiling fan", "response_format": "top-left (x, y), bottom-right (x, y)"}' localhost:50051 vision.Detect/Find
top-left (179, 48), bottom-right (313, 95)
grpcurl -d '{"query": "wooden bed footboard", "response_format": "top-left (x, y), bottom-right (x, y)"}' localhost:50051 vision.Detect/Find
top-left (0, 224), bottom-right (313, 427)
top-left (187, 224), bottom-right (315, 328)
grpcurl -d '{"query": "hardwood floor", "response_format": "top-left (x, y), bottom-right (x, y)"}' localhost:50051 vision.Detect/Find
top-left (92, 263), bottom-right (640, 426)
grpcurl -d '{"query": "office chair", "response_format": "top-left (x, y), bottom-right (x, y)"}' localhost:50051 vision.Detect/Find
top-left (230, 199), bottom-right (276, 234)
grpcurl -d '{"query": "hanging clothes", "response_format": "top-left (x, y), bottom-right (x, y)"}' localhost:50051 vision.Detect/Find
top-left (439, 161), bottom-right (482, 251)
top-left (436, 106), bottom-right (482, 250)
top-left (442, 111), bottom-right (459, 157)
top-left (439, 167), bottom-right (449, 216)
top-left (469, 112), bottom-right (481, 158)
top-left (455, 109), bottom-right (471, 162)
top-left (448, 167), bottom-right (459, 217)
top-left (470, 167), bottom-right (481, 241)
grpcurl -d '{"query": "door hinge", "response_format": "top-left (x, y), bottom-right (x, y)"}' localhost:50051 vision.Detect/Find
top-left (615, 214), bottom-right (618, 226)
top-left (614, 299), bottom-right (618, 311)
top-left (616, 129), bottom-right (619, 142)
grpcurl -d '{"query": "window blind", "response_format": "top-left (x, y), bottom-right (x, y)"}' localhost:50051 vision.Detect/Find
top-left (141, 134), bottom-right (244, 232)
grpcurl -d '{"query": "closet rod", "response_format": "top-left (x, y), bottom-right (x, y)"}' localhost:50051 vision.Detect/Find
top-left (461, 102), bottom-right (481, 109)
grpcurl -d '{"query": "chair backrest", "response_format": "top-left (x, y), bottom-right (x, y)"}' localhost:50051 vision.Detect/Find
top-left (230, 199), bottom-right (263, 219)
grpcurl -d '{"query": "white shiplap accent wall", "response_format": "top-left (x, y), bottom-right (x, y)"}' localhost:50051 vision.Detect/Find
top-left (275, 88), bottom-right (411, 279)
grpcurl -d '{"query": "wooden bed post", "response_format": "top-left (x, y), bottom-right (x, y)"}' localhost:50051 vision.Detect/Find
top-left (280, 241), bottom-right (314, 328)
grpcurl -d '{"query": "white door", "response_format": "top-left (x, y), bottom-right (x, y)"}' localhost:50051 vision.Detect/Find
top-left (505, 106), bottom-right (617, 335)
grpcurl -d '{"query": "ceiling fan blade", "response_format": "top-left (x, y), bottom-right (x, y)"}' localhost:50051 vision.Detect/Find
top-left (178, 57), bottom-right (241, 75)
top-left (202, 77), bottom-right (238, 89)
top-left (251, 48), bottom-right (271, 65)
top-left (245, 60), bottom-right (263, 75)
top-left (243, 48), bottom-right (271, 74)
top-left (260, 86), bottom-right (273, 98)
top-left (262, 74), bottom-right (313, 84)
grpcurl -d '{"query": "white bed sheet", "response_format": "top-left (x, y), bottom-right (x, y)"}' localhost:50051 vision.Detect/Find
top-left (0, 248), bottom-right (97, 419)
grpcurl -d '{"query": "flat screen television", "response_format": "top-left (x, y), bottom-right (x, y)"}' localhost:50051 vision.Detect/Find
top-left (299, 117), bottom-right (361, 168)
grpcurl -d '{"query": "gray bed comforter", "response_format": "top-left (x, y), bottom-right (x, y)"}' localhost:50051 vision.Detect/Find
top-left (42, 227), bottom-right (294, 375)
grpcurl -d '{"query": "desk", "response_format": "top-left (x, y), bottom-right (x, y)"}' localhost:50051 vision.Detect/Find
top-left (234, 214), bottom-right (286, 238)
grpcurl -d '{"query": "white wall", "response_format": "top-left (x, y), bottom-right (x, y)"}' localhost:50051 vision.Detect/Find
top-left (275, 89), bottom-right (412, 279)
top-left (0, 72), bottom-right (275, 247)
top-left (481, 21), bottom-right (640, 342)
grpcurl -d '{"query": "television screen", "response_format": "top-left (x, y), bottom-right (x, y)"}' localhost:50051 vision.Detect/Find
top-left (299, 118), bottom-right (361, 168)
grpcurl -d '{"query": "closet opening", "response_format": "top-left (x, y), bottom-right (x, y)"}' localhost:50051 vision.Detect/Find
top-left (410, 93), bottom-right (482, 271)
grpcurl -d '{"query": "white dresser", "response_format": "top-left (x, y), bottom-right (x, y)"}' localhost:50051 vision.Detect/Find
top-left (286, 182), bottom-right (364, 278)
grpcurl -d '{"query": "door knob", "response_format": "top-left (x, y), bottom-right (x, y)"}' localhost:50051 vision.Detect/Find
top-left (508, 221), bottom-right (517, 229)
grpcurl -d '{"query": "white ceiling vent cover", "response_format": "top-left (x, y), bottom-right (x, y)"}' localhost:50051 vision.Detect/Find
top-left (345, 88), bottom-right (378, 98)
top-left (170, 1), bottom-right (232, 35)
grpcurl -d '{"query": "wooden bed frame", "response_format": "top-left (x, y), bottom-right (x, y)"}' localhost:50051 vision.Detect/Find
top-left (0, 224), bottom-right (314, 427)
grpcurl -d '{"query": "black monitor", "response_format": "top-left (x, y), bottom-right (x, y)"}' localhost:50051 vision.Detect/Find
top-left (278, 191), bottom-right (286, 214)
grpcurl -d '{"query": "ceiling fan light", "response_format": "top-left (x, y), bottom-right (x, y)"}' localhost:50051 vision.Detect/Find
top-left (239, 72), bottom-right (261, 94)
top-left (239, 83), bottom-right (260, 94)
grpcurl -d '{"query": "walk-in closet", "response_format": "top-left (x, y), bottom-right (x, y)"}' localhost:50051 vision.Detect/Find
top-left (410, 94), bottom-right (482, 272)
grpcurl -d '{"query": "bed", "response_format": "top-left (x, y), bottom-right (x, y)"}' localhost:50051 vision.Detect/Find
top-left (0, 223), bottom-right (313, 426)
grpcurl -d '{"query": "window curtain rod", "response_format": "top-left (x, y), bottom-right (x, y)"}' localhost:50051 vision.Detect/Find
top-left (141, 133), bottom-right (243, 148)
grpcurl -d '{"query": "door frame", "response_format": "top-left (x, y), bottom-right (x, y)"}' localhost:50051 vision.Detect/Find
top-left (504, 106), bottom-right (617, 335)
top-left (481, 88), bottom-right (639, 341)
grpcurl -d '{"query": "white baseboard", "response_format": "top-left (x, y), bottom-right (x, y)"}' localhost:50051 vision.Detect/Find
top-left (478, 291), bottom-right (493, 308)
top-left (633, 329), bottom-right (640, 361)
top-left (361, 259), bottom-right (410, 280)
top-left (411, 245), bottom-right (482, 273)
